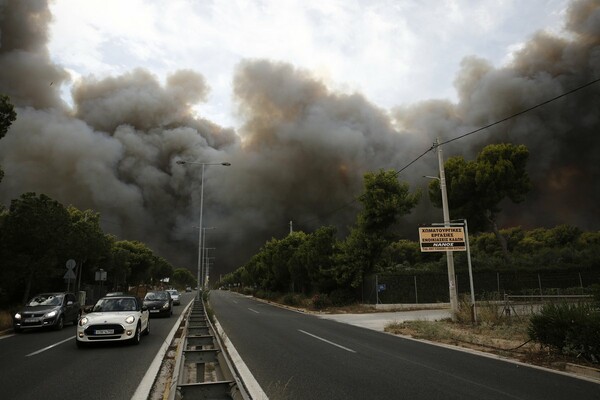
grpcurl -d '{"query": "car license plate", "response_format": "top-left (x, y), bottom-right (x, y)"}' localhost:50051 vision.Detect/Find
top-left (150, 309), bottom-right (159, 313)
top-left (24, 318), bottom-right (39, 323)
top-left (95, 329), bottom-right (114, 335)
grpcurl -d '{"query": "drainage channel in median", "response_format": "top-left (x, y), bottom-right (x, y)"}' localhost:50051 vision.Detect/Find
top-left (150, 298), bottom-right (251, 400)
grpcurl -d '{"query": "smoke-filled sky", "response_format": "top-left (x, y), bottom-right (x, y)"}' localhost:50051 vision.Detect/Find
top-left (1, 0), bottom-right (599, 279)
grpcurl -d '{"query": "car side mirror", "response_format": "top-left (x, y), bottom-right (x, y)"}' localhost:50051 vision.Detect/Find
top-left (83, 305), bottom-right (94, 313)
top-left (141, 305), bottom-right (148, 311)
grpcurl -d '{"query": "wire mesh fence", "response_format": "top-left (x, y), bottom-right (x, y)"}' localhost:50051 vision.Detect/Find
top-left (363, 270), bottom-right (600, 305)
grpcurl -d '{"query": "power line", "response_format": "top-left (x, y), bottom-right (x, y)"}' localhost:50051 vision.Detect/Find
top-left (297, 76), bottom-right (600, 228)
top-left (440, 76), bottom-right (600, 147)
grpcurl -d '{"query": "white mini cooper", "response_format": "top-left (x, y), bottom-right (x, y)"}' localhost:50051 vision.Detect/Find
top-left (76, 295), bottom-right (149, 348)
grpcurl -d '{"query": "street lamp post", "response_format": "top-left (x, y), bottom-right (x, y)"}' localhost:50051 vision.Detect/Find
top-left (176, 160), bottom-right (230, 296)
top-left (202, 227), bottom-right (215, 289)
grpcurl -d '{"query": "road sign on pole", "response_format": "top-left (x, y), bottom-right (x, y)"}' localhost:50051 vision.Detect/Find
top-left (418, 226), bottom-right (466, 252)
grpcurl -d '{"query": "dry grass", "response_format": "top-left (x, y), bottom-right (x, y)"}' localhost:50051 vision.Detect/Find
top-left (384, 300), bottom-right (598, 372)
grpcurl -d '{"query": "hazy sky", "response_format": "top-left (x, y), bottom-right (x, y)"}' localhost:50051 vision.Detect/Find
top-left (47, 0), bottom-right (570, 129)
top-left (4, 0), bottom-right (597, 275)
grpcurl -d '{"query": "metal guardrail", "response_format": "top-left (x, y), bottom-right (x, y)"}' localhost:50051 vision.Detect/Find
top-left (501, 294), bottom-right (594, 318)
top-left (168, 297), bottom-right (251, 400)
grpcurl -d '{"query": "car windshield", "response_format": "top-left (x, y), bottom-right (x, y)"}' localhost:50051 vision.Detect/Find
top-left (145, 292), bottom-right (167, 301)
top-left (27, 294), bottom-right (63, 306)
top-left (93, 298), bottom-right (137, 312)
top-left (167, 290), bottom-right (178, 296)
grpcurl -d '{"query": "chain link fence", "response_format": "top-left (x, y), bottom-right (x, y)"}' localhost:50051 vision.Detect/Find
top-left (363, 270), bottom-right (600, 305)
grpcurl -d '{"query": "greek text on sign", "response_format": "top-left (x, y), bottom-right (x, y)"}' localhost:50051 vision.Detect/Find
top-left (418, 226), bottom-right (466, 252)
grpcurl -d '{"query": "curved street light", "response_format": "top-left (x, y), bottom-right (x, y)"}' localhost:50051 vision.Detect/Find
top-left (177, 160), bottom-right (231, 293)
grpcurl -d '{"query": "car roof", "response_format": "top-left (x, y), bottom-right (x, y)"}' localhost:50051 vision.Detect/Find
top-left (36, 292), bottom-right (69, 295)
top-left (100, 295), bottom-right (138, 300)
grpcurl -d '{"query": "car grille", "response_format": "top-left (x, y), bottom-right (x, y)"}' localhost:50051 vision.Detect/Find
top-left (22, 312), bottom-right (45, 318)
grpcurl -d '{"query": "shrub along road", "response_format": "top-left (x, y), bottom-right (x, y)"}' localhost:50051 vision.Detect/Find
top-left (209, 290), bottom-right (599, 400)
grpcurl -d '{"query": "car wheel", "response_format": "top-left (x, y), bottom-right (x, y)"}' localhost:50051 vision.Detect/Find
top-left (130, 324), bottom-right (141, 345)
top-left (143, 319), bottom-right (150, 336)
top-left (54, 315), bottom-right (64, 330)
top-left (75, 339), bottom-right (87, 349)
top-left (14, 326), bottom-right (21, 334)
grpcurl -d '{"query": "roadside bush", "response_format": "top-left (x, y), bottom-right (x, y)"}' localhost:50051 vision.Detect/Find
top-left (329, 289), bottom-right (356, 307)
top-left (282, 293), bottom-right (301, 307)
top-left (528, 302), bottom-right (600, 363)
top-left (310, 293), bottom-right (331, 310)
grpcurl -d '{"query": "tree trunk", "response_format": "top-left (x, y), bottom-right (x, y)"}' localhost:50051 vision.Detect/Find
top-left (488, 213), bottom-right (509, 260)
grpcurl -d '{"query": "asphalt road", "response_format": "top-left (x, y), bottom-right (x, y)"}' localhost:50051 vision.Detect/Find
top-left (209, 290), bottom-right (599, 400)
top-left (0, 291), bottom-right (195, 400)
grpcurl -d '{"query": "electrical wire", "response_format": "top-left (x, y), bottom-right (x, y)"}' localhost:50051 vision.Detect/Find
top-left (295, 76), bottom-right (600, 229)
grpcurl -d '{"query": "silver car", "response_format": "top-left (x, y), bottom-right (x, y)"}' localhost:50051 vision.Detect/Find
top-left (166, 289), bottom-right (180, 305)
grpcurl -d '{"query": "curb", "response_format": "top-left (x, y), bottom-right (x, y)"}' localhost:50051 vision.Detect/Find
top-left (565, 363), bottom-right (600, 381)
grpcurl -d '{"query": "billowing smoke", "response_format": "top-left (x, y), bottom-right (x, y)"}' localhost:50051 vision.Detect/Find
top-left (1, 0), bottom-right (599, 276)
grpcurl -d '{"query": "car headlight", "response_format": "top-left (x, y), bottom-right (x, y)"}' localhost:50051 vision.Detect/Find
top-left (14, 313), bottom-right (21, 320)
top-left (162, 302), bottom-right (170, 309)
top-left (45, 310), bottom-right (58, 318)
top-left (125, 315), bottom-right (135, 324)
top-left (79, 317), bottom-right (89, 326)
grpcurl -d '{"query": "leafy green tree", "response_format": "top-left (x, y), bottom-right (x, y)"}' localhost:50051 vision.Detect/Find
top-left (62, 207), bottom-right (111, 287)
top-left (379, 239), bottom-right (442, 272)
top-left (429, 143), bottom-right (531, 257)
top-left (173, 268), bottom-right (196, 288)
top-left (281, 231), bottom-right (308, 293)
top-left (336, 170), bottom-right (421, 288)
top-left (0, 94), bottom-right (16, 140)
top-left (107, 236), bottom-right (132, 290)
top-left (112, 240), bottom-right (156, 285)
top-left (151, 256), bottom-right (174, 284)
top-left (0, 94), bottom-right (17, 185)
top-left (296, 226), bottom-right (339, 293)
top-left (0, 193), bottom-right (72, 303)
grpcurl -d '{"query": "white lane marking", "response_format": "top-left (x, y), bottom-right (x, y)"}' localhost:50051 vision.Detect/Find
top-left (298, 330), bottom-right (356, 353)
top-left (248, 308), bottom-right (260, 314)
top-left (26, 336), bottom-right (74, 357)
top-left (213, 318), bottom-right (269, 399)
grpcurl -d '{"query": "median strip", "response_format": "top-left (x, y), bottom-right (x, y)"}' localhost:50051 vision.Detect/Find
top-left (298, 330), bottom-right (356, 353)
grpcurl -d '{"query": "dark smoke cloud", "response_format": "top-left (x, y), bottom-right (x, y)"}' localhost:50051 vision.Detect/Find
top-left (1, 0), bottom-right (599, 277)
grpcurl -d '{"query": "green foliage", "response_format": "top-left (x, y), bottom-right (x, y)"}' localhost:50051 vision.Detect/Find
top-left (0, 94), bottom-right (16, 184)
top-left (0, 193), bottom-right (73, 303)
top-left (0, 193), bottom-right (176, 307)
top-left (528, 302), bottom-right (600, 362)
top-left (328, 288), bottom-right (356, 307)
top-left (429, 143), bottom-right (531, 255)
top-left (282, 293), bottom-right (301, 307)
top-left (0, 94), bottom-right (16, 139)
top-left (336, 169), bottom-right (420, 288)
top-left (173, 268), bottom-right (196, 287)
top-left (310, 293), bottom-right (331, 310)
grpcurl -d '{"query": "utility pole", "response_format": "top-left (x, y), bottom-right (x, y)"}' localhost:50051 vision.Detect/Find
top-left (436, 137), bottom-right (459, 320)
top-left (289, 220), bottom-right (293, 234)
